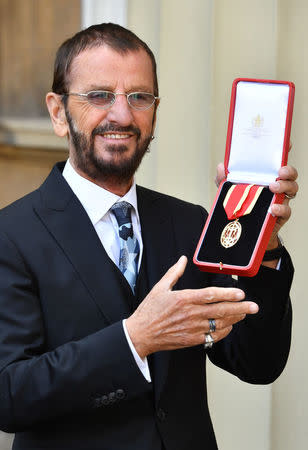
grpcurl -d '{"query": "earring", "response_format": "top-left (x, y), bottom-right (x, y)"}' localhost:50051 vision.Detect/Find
top-left (147, 135), bottom-right (155, 153)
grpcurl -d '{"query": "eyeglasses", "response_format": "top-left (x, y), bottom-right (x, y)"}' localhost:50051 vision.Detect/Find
top-left (63, 90), bottom-right (159, 111)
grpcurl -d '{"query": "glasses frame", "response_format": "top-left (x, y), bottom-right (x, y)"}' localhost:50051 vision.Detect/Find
top-left (62, 90), bottom-right (159, 111)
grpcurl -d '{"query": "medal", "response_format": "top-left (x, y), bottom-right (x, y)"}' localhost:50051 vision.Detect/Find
top-left (220, 184), bottom-right (264, 248)
top-left (220, 218), bottom-right (242, 248)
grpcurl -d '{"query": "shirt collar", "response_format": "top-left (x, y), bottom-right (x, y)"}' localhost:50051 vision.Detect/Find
top-left (62, 159), bottom-right (139, 226)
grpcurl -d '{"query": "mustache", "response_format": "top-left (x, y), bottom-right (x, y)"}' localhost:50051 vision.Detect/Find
top-left (92, 124), bottom-right (141, 139)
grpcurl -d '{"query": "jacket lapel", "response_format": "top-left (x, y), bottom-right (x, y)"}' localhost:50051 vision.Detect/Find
top-left (137, 186), bottom-right (177, 405)
top-left (34, 163), bottom-right (133, 324)
top-left (137, 186), bottom-right (177, 289)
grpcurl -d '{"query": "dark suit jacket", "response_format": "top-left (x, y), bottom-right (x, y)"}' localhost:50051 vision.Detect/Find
top-left (0, 162), bottom-right (293, 450)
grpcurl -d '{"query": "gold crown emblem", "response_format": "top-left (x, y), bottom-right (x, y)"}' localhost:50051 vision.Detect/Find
top-left (252, 114), bottom-right (264, 128)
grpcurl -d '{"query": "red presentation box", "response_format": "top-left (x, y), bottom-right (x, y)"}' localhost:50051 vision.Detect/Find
top-left (193, 78), bottom-right (295, 277)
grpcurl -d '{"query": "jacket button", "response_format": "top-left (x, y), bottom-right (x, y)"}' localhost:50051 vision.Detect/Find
top-left (157, 408), bottom-right (167, 422)
top-left (116, 389), bottom-right (125, 400)
top-left (108, 392), bottom-right (116, 403)
top-left (93, 398), bottom-right (102, 408)
top-left (101, 395), bottom-right (109, 406)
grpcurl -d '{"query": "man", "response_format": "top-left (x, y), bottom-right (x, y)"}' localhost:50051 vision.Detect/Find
top-left (0, 23), bottom-right (298, 450)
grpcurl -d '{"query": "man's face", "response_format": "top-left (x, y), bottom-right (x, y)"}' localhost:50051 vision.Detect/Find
top-left (63, 45), bottom-right (157, 187)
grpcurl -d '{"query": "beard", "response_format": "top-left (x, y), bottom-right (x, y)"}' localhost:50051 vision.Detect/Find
top-left (65, 108), bottom-right (152, 184)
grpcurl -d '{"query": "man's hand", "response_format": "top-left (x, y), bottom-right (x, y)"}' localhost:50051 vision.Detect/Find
top-left (267, 165), bottom-right (298, 248)
top-left (215, 162), bottom-right (226, 188)
top-left (126, 256), bottom-right (259, 358)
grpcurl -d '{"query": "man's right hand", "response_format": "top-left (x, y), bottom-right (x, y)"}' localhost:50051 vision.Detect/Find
top-left (126, 256), bottom-right (259, 358)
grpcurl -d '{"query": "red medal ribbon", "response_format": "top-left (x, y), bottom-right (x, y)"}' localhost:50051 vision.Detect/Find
top-left (223, 184), bottom-right (264, 220)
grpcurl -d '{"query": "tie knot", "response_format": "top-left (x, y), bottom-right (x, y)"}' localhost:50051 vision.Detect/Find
top-left (111, 201), bottom-right (134, 240)
top-left (111, 201), bottom-right (132, 226)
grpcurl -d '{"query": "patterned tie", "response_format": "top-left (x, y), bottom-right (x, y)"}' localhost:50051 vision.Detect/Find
top-left (111, 201), bottom-right (140, 292)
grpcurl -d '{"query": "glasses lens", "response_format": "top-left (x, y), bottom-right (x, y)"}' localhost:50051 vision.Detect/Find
top-left (128, 93), bottom-right (155, 110)
top-left (87, 91), bottom-right (115, 108)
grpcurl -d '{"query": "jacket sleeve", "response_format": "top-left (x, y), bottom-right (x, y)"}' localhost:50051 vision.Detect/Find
top-left (0, 232), bottom-right (150, 433)
top-left (207, 246), bottom-right (293, 384)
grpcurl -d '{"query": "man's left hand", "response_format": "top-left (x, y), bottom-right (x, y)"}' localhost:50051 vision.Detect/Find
top-left (267, 164), bottom-right (298, 248)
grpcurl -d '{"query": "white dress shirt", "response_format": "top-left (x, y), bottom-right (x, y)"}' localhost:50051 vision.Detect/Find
top-left (62, 160), bottom-right (151, 382)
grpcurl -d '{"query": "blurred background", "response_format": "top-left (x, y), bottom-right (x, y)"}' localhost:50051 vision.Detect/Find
top-left (0, 0), bottom-right (307, 449)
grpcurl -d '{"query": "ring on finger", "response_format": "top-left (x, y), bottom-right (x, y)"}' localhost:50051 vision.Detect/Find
top-left (204, 333), bottom-right (214, 349)
top-left (209, 318), bottom-right (216, 333)
top-left (285, 193), bottom-right (296, 199)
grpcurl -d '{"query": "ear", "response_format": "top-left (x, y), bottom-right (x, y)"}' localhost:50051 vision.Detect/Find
top-left (151, 98), bottom-right (160, 134)
top-left (45, 92), bottom-right (69, 137)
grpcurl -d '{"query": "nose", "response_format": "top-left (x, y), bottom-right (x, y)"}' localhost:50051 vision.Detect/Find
top-left (105, 93), bottom-right (134, 126)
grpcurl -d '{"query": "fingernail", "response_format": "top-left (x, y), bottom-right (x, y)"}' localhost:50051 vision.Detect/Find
top-left (249, 303), bottom-right (259, 313)
top-left (269, 206), bottom-right (275, 217)
top-left (272, 181), bottom-right (280, 190)
top-left (236, 291), bottom-right (245, 300)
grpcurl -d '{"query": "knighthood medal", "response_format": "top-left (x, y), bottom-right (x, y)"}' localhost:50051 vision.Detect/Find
top-left (220, 184), bottom-right (264, 248)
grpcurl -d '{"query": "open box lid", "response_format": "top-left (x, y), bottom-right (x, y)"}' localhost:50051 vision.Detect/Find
top-left (224, 79), bottom-right (295, 186)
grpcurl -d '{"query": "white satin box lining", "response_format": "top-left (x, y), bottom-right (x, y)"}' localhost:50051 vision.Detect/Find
top-left (227, 81), bottom-right (290, 185)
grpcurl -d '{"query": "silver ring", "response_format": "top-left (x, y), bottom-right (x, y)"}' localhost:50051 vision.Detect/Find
top-left (209, 319), bottom-right (216, 333)
top-left (204, 333), bottom-right (214, 349)
top-left (285, 193), bottom-right (296, 199)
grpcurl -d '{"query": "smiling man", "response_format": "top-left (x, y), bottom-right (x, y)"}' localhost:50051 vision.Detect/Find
top-left (0, 23), bottom-right (298, 450)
